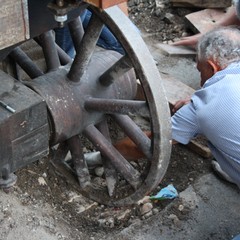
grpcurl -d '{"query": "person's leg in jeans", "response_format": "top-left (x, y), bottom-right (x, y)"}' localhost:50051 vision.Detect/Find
top-left (232, 234), bottom-right (240, 240)
top-left (55, 9), bottom-right (128, 57)
top-left (54, 25), bottom-right (75, 58)
top-left (82, 10), bottom-right (140, 54)
top-left (54, 10), bottom-right (87, 58)
top-left (82, 10), bottom-right (125, 55)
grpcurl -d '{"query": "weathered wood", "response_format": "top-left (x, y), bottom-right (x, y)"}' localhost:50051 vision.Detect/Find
top-left (170, 0), bottom-right (231, 9)
top-left (187, 139), bottom-right (212, 158)
top-left (155, 43), bottom-right (196, 57)
top-left (0, 71), bottom-right (49, 173)
top-left (160, 73), bottom-right (195, 109)
top-left (185, 8), bottom-right (229, 34)
top-left (135, 74), bottom-right (194, 106)
top-left (135, 73), bottom-right (211, 158)
top-left (0, 0), bottom-right (29, 50)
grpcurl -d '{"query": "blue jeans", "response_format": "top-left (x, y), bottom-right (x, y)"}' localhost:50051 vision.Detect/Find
top-left (232, 234), bottom-right (240, 240)
top-left (55, 24), bottom-right (76, 58)
top-left (55, 10), bottom-right (125, 58)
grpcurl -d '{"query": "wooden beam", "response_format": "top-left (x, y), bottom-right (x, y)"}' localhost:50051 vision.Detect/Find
top-left (155, 43), bottom-right (196, 57)
top-left (170, 0), bottom-right (232, 9)
top-left (135, 74), bottom-right (194, 107)
top-left (135, 73), bottom-right (212, 158)
top-left (160, 73), bottom-right (195, 110)
top-left (186, 139), bottom-right (212, 158)
top-left (185, 8), bottom-right (229, 34)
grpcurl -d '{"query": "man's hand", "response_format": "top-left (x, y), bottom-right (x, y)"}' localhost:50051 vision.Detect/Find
top-left (171, 33), bottom-right (202, 49)
top-left (172, 97), bottom-right (191, 113)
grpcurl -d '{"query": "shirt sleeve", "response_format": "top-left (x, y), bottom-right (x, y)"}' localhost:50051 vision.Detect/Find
top-left (171, 102), bottom-right (200, 144)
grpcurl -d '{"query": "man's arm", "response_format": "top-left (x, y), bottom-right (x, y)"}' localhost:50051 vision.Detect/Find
top-left (171, 102), bottom-right (199, 145)
top-left (172, 96), bottom-right (191, 113)
top-left (172, 5), bottom-right (240, 48)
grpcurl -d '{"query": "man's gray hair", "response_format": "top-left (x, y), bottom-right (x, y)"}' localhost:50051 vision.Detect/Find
top-left (197, 26), bottom-right (240, 68)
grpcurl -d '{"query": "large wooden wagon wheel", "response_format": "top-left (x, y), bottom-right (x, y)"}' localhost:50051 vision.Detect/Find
top-left (7, 5), bottom-right (172, 206)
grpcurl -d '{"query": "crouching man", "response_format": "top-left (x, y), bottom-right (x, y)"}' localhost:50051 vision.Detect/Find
top-left (172, 26), bottom-right (240, 188)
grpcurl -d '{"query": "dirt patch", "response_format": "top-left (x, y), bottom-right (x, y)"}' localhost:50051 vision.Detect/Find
top-left (8, 142), bottom-right (212, 240)
top-left (128, 0), bottom-right (196, 43)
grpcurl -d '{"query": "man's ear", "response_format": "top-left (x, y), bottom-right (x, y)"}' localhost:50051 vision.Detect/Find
top-left (207, 59), bottom-right (221, 74)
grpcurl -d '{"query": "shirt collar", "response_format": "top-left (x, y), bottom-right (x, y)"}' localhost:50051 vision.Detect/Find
top-left (203, 61), bottom-right (240, 88)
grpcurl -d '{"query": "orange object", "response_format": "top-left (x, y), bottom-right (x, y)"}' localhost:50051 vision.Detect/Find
top-left (113, 131), bottom-right (152, 161)
top-left (117, 2), bottom-right (128, 16)
top-left (84, 0), bottom-right (127, 9)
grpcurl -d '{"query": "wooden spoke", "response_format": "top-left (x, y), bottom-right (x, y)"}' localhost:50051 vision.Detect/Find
top-left (83, 124), bottom-right (141, 189)
top-left (68, 13), bottom-right (104, 82)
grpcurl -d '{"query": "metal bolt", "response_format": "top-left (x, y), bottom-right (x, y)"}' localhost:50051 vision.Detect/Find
top-left (54, 14), bottom-right (67, 27)
top-left (56, 0), bottom-right (65, 7)
top-left (54, 14), bottom-right (67, 23)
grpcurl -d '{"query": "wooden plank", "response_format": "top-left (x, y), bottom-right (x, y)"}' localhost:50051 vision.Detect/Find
top-left (135, 73), bottom-right (194, 110)
top-left (170, 0), bottom-right (231, 8)
top-left (185, 8), bottom-right (229, 34)
top-left (160, 74), bottom-right (212, 158)
top-left (135, 74), bottom-right (211, 158)
top-left (160, 73), bottom-right (195, 109)
top-left (155, 43), bottom-right (196, 57)
top-left (186, 139), bottom-right (212, 158)
top-left (161, 74), bottom-right (212, 158)
top-left (0, 0), bottom-right (29, 50)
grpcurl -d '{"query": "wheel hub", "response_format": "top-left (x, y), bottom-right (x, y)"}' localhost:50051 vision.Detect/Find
top-left (26, 50), bottom-right (137, 144)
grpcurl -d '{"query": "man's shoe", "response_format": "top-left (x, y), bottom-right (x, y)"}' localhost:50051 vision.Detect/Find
top-left (211, 160), bottom-right (235, 183)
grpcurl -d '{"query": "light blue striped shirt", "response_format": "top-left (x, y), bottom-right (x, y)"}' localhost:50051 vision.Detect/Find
top-left (171, 62), bottom-right (240, 188)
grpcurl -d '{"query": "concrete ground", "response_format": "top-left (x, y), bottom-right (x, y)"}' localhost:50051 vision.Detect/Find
top-left (1, 173), bottom-right (239, 240)
top-left (141, 33), bottom-right (201, 91)
top-left (107, 173), bottom-right (240, 240)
